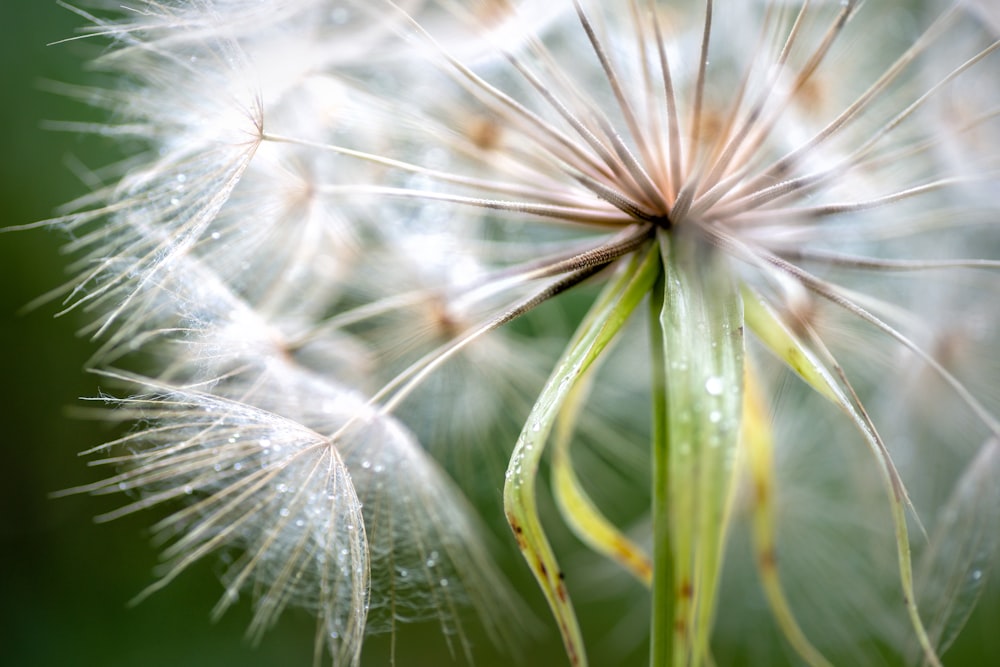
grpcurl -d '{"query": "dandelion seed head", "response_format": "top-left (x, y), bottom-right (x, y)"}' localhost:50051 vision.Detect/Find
top-left (44, 0), bottom-right (1000, 664)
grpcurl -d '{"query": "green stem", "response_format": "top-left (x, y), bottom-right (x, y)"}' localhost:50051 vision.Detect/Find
top-left (650, 233), bottom-right (745, 667)
top-left (649, 258), bottom-right (674, 667)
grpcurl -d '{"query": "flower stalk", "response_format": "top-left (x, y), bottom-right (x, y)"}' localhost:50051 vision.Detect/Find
top-left (649, 232), bottom-right (744, 667)
top-left (649, 262), bottom-right (673, 667)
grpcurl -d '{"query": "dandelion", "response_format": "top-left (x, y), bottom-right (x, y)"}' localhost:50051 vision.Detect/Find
top-left (29, 0), bottom-right (1000, 665)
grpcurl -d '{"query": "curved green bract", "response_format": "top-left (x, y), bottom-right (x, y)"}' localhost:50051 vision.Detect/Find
top-left (742, 362), bottom-right (834, 667)
top-left (504, 244), bottom-right (660, 667)
top-left (742, 283), bottom-right (942, 667)
top-left (552, 369), bottom-right (654, 586)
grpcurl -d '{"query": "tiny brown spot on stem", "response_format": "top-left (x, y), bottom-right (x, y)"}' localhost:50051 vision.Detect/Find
top-left (679, 580), bottom-right (693, 599)
top-left (759, 547), bottom-right (777, 571)
top-left (508, 517), bottom-right (527, 548)
top-left (559, 621), bottom-right (580, 665)
top-left (754, 475), bottom-right (770, 505)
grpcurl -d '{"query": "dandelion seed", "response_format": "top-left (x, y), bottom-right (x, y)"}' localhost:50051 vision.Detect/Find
top-left (32, 0), bottom-right (1000, 666)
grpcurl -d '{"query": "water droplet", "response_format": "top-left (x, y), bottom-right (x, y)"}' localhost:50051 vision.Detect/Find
top-left (233, 462), bottom-right (243, 471)
top-left (176, 173), bottom-right (186, 183)
top-left (531, 422), bottom-right (541, 432)
top-left (277, 483), bottom-right (288, 494)
top-left (279, 507), bottom-right (290, 517)
top-left (361, 460), bottom-right (372, 470)
top-left (705, 376), bottom-right (724, 396)
top-left (183, 485), bottom-right (193, 495)
top-left (439, 578), bottom-right (449, 587)
top-left (709, 410), bottom-right (722, 423)
top-left (972, 569), bottom-right (983, 581)
top-left (259, 438), bottom-right (271, 448)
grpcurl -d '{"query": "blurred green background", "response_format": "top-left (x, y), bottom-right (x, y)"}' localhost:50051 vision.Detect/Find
top-left (2, 2), bottom-right (999, 667)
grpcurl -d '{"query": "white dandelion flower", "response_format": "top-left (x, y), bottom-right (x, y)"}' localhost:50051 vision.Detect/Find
top-left (33, 0), bottom-right (1000, 666)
